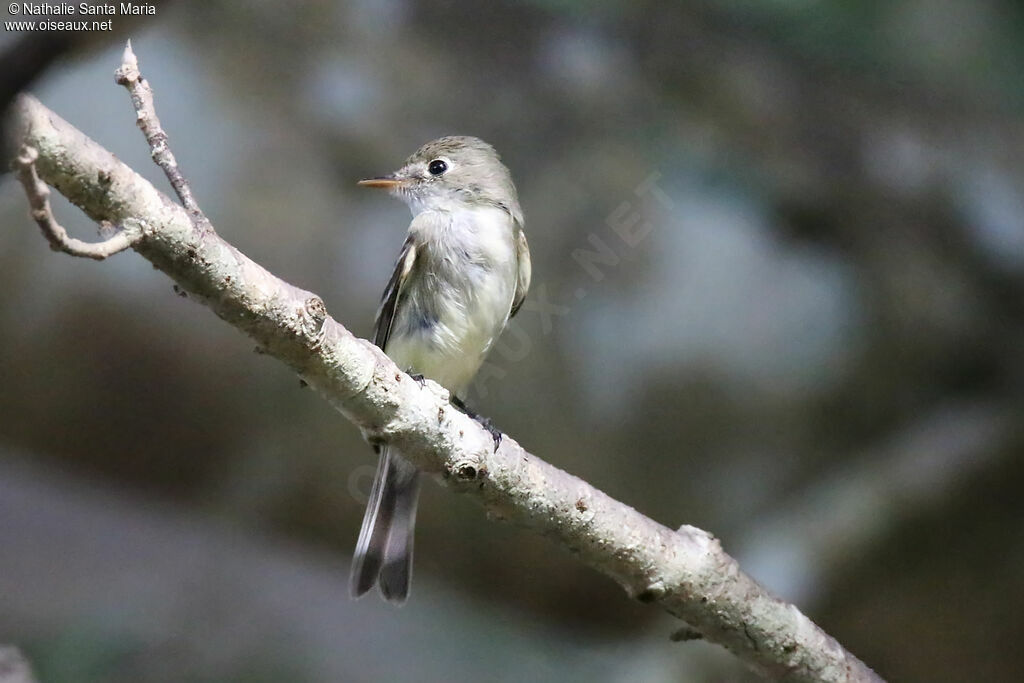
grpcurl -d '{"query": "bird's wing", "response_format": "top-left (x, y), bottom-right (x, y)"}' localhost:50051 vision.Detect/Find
top-left (373, 234), bottom-right (417, 350)
top-left (509, 220), bottom-right (531, 319)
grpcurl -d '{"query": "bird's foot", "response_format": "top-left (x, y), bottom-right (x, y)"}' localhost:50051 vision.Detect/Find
top-left (450, 394), bottom-right (502, 451)
top-left (477, 415), bottom-right (503, 451)
top-left (407, 370), bottom-right (427, 387)
top-left (450, 393), bottom-right (471, 414)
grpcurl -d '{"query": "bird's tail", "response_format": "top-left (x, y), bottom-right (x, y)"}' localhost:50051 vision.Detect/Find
top-left (349, 447), bottom-right (420, 603)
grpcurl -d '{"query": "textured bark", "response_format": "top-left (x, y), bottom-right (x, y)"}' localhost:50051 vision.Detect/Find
top-left (7, 90), bottom-right (881, 682)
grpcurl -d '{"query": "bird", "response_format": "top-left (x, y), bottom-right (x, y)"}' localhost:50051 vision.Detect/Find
top-left (351, 136), bottom-right (531, 603)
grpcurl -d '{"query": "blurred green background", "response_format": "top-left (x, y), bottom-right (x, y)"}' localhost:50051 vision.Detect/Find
top-left (2, 1), bottom-right (1024, 681)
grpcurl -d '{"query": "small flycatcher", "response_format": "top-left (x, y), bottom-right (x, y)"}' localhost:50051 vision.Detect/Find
top-left (351, 136), bottom-right (531, 603)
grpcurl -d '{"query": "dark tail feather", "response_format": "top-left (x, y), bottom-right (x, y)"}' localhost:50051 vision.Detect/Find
top-left (378, 465), bottom-right (420, 603)
top-left (349, 448), bottom-right (391, 598)
top-left (350, 448), bottom-right (420, 603)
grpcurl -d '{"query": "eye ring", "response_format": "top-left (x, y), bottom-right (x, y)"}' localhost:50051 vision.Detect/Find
top-left (427, 159), bottom-right (448, 176)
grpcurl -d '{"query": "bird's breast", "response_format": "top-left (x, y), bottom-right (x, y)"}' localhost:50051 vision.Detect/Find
top-left (387, 208), bottom-right (518, 391)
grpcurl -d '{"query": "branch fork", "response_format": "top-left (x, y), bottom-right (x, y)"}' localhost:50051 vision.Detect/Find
top-left (12, 145), bottom-right (137, 260)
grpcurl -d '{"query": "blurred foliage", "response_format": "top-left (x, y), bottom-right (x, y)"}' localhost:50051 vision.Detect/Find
top-left (2, 0), bottom-right (1024, 680)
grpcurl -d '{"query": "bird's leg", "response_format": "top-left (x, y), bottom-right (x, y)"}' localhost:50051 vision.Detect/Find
top-left (449, 393), bottom-right (470, 413)
top-left (406, 369), bottom-right (427, 387)
top-left (450, 394), bottom-right (502, 450)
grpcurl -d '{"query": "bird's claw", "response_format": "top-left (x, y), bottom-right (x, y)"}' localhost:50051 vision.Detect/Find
top-left (450, 393), bottom-right (470, 413)
top-left (450, 394), bottom-right (502, 451)
top-left (478, 416), bottom-right (503, 451)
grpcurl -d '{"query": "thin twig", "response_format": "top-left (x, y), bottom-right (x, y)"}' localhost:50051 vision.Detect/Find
top-left (113, 39), bottom-right (212, 236)
top-left (12, 146), bottom-right (136, 260)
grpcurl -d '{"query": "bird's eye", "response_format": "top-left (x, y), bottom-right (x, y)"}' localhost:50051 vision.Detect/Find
top-left (428, 159), bottom-right (448, 176)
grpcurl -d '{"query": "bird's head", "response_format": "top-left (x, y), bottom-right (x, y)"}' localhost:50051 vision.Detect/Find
top-left (359, 136), bottom-right (520, 218)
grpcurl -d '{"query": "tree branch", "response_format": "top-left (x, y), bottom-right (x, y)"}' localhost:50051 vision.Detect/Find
top-left (12, 144), bottom-right (138, 260)
top-left (113, 41), bottom-right (212, 236)
top-left (4, 48), bottom-right (881, 683)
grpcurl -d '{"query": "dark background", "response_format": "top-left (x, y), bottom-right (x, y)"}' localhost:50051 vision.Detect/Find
top-left (2, 1), bottom-right (1023, 681)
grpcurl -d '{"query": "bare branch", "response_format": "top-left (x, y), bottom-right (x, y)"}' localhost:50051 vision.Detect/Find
top-left (113, 40), bottom-right (211, 235)
top-left (6, 82), bottom-right (882, 682)
top-left (11, 145), bottom-right (137, 260)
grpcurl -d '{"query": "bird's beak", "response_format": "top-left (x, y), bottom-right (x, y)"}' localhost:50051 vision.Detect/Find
top-left (358, 175), bottom-right (403, 189)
